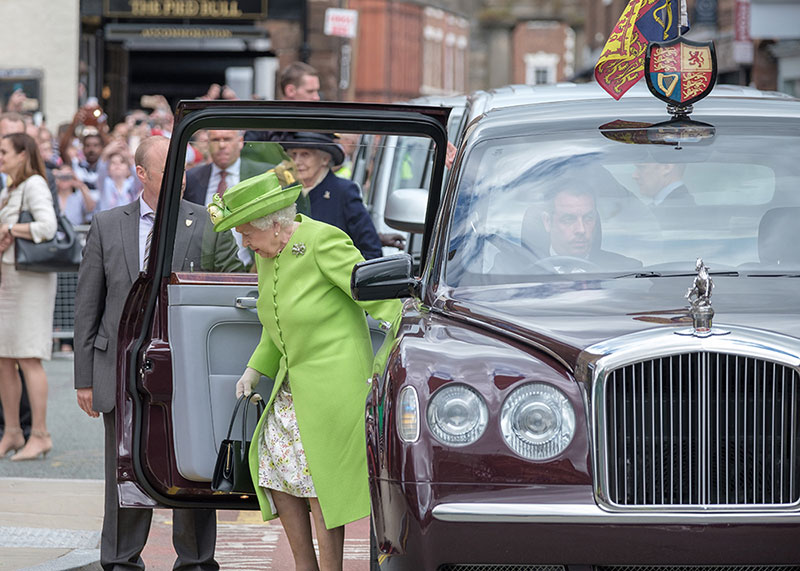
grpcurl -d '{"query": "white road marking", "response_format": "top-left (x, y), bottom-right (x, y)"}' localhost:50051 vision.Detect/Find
top-left (312, 538), bottom-right (371, 561)
top-left (216, 524), bottom-right (281, 569)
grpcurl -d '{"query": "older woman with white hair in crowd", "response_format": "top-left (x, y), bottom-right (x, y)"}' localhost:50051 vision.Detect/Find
top-left (207, 169), bottom-right (399, 570)
top-left (281, 131), bottom-right (383, 260)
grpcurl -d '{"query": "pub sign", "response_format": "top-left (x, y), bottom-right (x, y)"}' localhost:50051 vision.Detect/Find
top-left (104, 0), bottom-right (268, 19)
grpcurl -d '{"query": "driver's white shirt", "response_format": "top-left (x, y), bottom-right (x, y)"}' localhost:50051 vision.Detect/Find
top-left (549, 246), bottom-right (589, 273)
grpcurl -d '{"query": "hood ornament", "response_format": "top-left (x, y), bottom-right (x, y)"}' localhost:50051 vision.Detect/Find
top-left (677, 258), bottom-right (729, 338)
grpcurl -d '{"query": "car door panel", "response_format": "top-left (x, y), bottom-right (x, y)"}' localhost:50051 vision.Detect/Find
top-left (167, 282), bottom-right (272, 481)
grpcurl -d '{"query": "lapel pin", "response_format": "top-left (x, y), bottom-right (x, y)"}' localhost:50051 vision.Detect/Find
top-left (185, 219), bottom-right (193, 227)
top-left (323, 191), bottom-right (331, 199)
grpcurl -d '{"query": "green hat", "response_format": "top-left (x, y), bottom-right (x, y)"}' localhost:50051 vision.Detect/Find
top-left (207, 170), bottom-right (302, 233)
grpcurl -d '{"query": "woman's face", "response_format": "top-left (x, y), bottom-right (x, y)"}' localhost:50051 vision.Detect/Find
top-left (288, 148), bottom-right (330, 186)
top-left (236, 221), bottom-right (284, 258)
top-left (0, 138), bottom-right (26, 177)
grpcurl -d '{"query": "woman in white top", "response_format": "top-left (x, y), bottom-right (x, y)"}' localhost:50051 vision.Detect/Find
top-left (0, 133), bottom-right (58, 461)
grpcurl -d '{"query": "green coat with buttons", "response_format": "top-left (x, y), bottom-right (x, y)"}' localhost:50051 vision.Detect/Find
top-left (246, 215), bottom-right (401, 528)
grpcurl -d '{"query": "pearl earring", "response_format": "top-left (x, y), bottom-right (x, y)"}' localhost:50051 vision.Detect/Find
top-left (274, 231), bottom-right (279, 237)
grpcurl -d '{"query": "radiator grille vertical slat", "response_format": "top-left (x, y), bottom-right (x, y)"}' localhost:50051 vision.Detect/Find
top-left (650, 360), bottom-right (656, 505)
top-left (603, 351), bottom-right (800, 507)
top-left (669, 356), bottom-right (675, 504)
top-left (743, 357), bottom-right (749, 504)
top-left (622, 367), bottom-right (628, 503)
top-left (781, 366), bottom-right (787, 504)
top-left (771, 362), bottom-right (777, 504)
top-left (678, 356), bottom-right (684, 503)
top-left (786, 375), bottom-right (797, 501)
top-left (762, 360), bottom-right (767, 504)
top-left (725, 354), bottom-right (730, 504)
top-left (733, 357), bottom-right (741, 504)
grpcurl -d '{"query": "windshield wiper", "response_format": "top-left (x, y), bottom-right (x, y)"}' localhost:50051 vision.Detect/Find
top-left (746, 272), bottom-right (800, 277)
top-left (614, 271), bottom-right (662, 279)
top-left (614, 270), bottom-right (740, 279)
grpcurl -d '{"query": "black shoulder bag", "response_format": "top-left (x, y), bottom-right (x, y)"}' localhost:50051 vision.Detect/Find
top-left (14, 178), bottom-right (82, 273)
top-left (212, 394), bottom-right (265, 494)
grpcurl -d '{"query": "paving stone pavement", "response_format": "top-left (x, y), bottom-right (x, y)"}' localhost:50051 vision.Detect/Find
top-left (0, 477), bottom-right (370, 570)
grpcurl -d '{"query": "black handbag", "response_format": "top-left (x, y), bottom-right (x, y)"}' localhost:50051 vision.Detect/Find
top-left (212, 394), bottom-right (265, 494)
top-left (13, 181), bottom-right (82, 273)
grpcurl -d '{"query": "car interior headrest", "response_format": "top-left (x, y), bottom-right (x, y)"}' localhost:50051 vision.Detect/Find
top-left (758, 207), bottom-right (800, 266)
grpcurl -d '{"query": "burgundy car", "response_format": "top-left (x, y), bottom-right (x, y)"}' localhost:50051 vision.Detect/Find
top-left (118, 86), bottom-right (800, 571)
top-left (351, 86), bottom-right (800, 569)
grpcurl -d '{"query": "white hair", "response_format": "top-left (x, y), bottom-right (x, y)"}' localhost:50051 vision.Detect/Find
top-left (250, 203), bottom-right (297, 231)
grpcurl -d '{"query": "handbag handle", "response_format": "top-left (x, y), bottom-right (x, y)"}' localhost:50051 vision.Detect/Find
top-left (225, 393), bottom-right (266, 462)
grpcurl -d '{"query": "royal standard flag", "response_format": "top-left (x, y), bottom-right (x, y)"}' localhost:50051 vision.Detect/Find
top-left (595, 0), bottom-right (689, 100)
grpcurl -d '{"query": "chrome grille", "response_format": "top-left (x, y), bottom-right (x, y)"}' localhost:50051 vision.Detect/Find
top-left (438, 566), bottom-right (563, 571)
top-left (602, 353), bottom-right (800, 507)
top-left (598, 567), bottom-right (800, 571)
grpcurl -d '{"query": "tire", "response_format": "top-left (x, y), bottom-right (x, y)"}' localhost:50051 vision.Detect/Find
top-left (370, 517), bottom-right (380, 570)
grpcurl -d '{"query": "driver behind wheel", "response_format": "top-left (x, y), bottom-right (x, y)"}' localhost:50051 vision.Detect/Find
top-left (533, 185), bottom-right (641, 273)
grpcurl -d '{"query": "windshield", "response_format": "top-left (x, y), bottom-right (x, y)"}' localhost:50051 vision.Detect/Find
top-left (445, 118), bottom-right (800, 291)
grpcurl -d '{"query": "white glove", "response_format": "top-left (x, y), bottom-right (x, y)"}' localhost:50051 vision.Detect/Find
top-left (235, 367), bottom-right (261, 398)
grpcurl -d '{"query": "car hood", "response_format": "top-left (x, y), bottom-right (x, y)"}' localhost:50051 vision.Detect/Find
top-left (442, 276), bottom-right (800, 370)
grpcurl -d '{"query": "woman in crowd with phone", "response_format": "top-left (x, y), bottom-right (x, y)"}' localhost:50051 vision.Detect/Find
top-left (0, 132), bottom-right (57, 460)
top-left (53, 164), bottom-right (96, 225)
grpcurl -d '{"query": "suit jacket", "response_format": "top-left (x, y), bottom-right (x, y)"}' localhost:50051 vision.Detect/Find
top-left (657, 183), bottom-right (695, 206)
top-left (73, 199), bottom-right (242, 413)
top-left (590, 248), bottom-right (642, 269)
top-left (652, 183), bottom-right (696, 229)
top-left (308, 170), bottom-right (383, 259)
top-left (183, 163), bottom-right (214, 206)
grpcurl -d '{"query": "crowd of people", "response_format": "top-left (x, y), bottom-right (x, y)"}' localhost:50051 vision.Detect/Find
top-left (0, 61), bottom-right (397, 571)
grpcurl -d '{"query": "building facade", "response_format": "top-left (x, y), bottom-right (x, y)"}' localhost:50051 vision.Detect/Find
top-left (0, 0), bottom-right (80, 128)
top-left (3, 0), bottom-right (793, 129)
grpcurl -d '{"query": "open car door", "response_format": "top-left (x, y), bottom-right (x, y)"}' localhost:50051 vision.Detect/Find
top-left (115, 101), bottom-right (449, 510)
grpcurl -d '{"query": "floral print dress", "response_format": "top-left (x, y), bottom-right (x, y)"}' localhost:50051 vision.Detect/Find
top-left (258, 379), bottom-right (317, 497)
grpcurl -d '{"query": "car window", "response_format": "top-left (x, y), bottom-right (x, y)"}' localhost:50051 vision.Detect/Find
top-left (388, 135), bottom-right (434, 192)
top-left (445, 120), bottom-right (800, 291)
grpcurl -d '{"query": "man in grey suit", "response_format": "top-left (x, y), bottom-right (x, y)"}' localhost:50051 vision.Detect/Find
top-left (74, 136), bottom-right (242, 570)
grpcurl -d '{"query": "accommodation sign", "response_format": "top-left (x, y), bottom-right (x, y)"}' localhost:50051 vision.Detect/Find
top-left (104, 0), bottom-right (267, 19)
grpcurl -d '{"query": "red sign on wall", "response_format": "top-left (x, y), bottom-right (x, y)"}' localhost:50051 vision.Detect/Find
top-left (735, 0), bottom-right (751, 42)
top-left (733, 0), bottom-right (753, 63)
top-left (324, 8), bottom-right (358, 39)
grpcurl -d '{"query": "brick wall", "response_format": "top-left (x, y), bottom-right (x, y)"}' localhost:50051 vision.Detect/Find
top-left (512, 21), bottom-right (575, 84)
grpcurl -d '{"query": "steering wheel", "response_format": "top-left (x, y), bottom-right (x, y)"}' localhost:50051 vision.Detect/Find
top-left (533, 255), bottom-right (600, 274)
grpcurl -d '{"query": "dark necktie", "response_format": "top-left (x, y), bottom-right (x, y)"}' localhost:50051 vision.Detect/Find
top-left (142, 212), bottom-right (155, 270)
top-left (217, 170), bottom-right (228, 196)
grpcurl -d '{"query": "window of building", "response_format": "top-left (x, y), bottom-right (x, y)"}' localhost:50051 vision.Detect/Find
top-left (524, 52), bottom-right (560, 85)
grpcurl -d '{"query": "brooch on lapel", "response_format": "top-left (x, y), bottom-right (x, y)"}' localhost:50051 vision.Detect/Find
top-left (292, 242), bottom-right (306, 257)
top-left (185, 219), bottom-right (193, 227)
top-left (323, 191), bottom-right (331, 199)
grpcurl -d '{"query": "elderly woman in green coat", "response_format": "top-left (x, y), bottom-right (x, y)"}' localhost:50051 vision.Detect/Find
top-left (208, 169), bottom-right (400, 570)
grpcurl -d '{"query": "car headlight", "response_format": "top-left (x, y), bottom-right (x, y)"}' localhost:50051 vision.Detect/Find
top-left (500, 383), bottom-right (575, 460)
top-left (397, 386), bottom-right (420, 443)
top-left (427, 384), bottom-right (488, 446)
